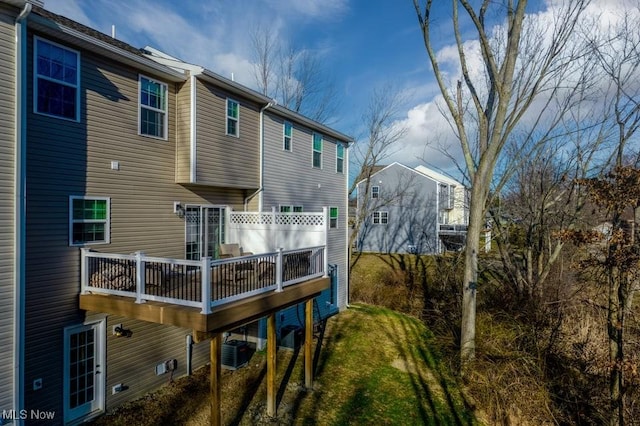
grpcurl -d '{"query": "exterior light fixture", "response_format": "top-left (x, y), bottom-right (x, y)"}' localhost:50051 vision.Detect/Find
top-left (173, 201), bottom-right (185, 218)
top-left (114, 326), bottom-right (132, 338)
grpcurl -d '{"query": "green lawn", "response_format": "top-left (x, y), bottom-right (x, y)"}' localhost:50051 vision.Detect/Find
top-left (91, 304), bottom-right (478, 425)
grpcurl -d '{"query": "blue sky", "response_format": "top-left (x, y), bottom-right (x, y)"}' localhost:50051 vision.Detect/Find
top-left (43, 0), bottom-right (627, 179)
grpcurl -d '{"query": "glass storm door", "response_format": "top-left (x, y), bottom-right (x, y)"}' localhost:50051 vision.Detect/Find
top-left (185, 206), bottom-right (226, 260)
top-left (64, 321), bottom-right (105, 423)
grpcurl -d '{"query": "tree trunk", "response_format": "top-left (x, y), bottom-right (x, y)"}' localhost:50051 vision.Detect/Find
top-left (608, 265), bottom-right (624, 426)
top-left (460, 180), bottom-right (485, 365)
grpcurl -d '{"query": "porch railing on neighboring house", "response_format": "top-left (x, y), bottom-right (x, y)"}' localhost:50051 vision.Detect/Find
top-left (80, 246), bottom-right (326, 314)
top-left (438, 224), bottom-right (468, 234)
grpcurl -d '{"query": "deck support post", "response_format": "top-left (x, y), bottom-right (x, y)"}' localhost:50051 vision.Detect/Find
top-left (210, 333), bottom-right (222, 426)
top-left (305, 299), bottom-right (314, 389)
top-left (267, 313), bottom-right (277, 417)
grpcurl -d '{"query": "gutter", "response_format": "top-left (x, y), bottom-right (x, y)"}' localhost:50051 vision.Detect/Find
top-left (14, 0), bottom-right (31, 420)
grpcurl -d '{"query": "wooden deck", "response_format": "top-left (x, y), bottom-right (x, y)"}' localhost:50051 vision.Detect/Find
top-left (79, 276), bottom-right (330, 333)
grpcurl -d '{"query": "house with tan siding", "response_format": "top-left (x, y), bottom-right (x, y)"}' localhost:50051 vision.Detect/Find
top-left (0, 1), bottom-right (352, 424)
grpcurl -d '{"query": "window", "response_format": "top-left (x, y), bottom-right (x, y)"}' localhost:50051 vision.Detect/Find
top-left (34, 37), bottom-right (80, 121)
top-left (330, 207), bottom-right (338, 229)
top-left (69, 197), bottom-right (110, 245)
top-left (226, 99), bottom-right (239, 137)
top-left (283, 121), bottom-right (292, 151)
top-left (336, 144), bottom-right (344, 173)
top-left (312, 133), bottom-right (323, 168)
top-left (139, 76), bottom-right (168, 138)
top-left (279, 205), bottom-right (303, 213)
top-left (372, 211), bottom-right (388, 225)
top-left (371, 186), bottom-right (380, 199)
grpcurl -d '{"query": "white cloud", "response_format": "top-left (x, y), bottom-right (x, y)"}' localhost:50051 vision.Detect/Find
top-left (385, 101), bottom-right (463, 177)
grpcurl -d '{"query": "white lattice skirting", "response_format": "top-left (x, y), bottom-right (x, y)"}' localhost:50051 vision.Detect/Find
top-left (230, 212), bottom-right (325, 227)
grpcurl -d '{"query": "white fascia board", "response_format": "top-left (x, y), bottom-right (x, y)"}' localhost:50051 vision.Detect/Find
top-left (142, 52), bottom-right (203, 76)
top-left (354, 162), bottom-right (416, 188)
top-left (414, 165), bottom-right (463, 187)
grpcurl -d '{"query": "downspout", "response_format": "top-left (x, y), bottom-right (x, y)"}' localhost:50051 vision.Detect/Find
top-left (185, 334), bottom-right (193, 376)
top-left (244, 99), bottom-right (276, 211)
top-left (14, 0), bottom-right (31, 419)
top-left (189, 75), bottom-right (197, 183)
top-left (345, 143), bottom-right (350, 308)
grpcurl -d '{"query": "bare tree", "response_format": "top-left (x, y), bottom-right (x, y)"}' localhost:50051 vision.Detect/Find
top-left (412, 0), bottom-right (590, 366)
top-left (586, 9), bottom-right (640, 425)
top-left (250, 24), bottom-right (278, 96)
top-left (349, 85), bottom-right (408, 271)
top-left (489, 70), bottom-right (608, 302)
top-left (249, 26), bottom-right (338, 124)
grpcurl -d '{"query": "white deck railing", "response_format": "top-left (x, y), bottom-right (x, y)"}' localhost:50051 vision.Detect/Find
top-left (81, 246), bottom-right (326, 314)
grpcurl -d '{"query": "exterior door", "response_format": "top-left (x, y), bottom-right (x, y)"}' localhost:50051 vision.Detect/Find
top-left (185, 206), bottom-right (226, 260)
top-left (64, 321), bottom-right (105, 424)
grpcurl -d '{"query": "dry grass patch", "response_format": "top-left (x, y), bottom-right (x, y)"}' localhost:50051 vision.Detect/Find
top-left (90, 304), bottom-right (477, 425)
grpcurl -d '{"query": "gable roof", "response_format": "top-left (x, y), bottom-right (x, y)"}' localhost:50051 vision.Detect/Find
top-left (356, 162), bottom-right (466, 189)
top-left (414, 165), bottom-right (464, 187)
top-left (355, 162), bottom-right (428, 187)
top-left (28, 6), bottom-right (186, 82)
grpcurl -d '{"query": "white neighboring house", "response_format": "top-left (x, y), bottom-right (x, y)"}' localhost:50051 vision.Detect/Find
top-left (356, 162), bottom-right (468, 254)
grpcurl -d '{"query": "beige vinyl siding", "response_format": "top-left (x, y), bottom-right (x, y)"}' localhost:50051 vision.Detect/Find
top-left (193, 79), bottom-right (259, 189)
top-left (175, 77), bottom-right (191, 183)
top-left (262, 113), bottom-right (349, 310)
top-left (96, 315), bottom-right (211, 409)
top-left (0, 6), bottom-right (15, 413)
top-left (24, 32), bottom-right (244, 415)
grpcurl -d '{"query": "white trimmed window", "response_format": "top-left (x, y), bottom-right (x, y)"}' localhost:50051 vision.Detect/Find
top-left (372, 211), bottom-right (388, 225)
top-left (226, 99), bottom-right (239, 137)
top-left (69, 196), bottom-right (110, 245)
top-left (34, 37), bottom-right (80, 121)
top-left (139, 75), bottom-right (168, 139)
top-left (371, 186), bottom-right (380, 199)
top-left (283, 121), bottom-right (292, 151)
top-left (330, 207), bottom-right (339, 229)
top-left (280, 205), bottom-right (303, 213)
top-left (312, 133), bottom-right (323, 168)
top-left (336, 144), bottom-right (344, 174)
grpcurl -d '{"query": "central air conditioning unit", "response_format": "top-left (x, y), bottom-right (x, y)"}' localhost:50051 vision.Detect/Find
top-left (221, 340), bottom-right (249, 370)
top-left (279, 325), bottom-right (303, 350)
